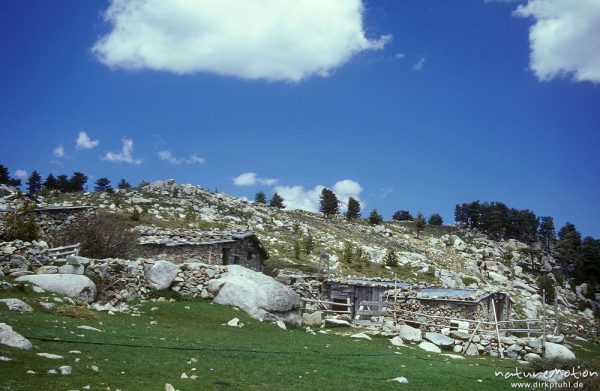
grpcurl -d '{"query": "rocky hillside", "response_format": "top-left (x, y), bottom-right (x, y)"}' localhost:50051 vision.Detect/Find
top-left (6, 180), bottom-right (599, 337)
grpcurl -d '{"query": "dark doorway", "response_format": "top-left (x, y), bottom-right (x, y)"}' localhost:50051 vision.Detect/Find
top-left (222, 248), bottom-right (230, 264)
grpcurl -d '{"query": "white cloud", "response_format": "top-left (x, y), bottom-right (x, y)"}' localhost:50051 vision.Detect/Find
top-left (76, 131), bottom-right (100, 150)
top-left (233, 172), bottom-right (278, 186)
top-left (92, 0), bottom-right (391, 82)
top-left (103, 138), bottom-right (143, 164)
top-left (158, 150), bottom-right (206, 165)
top-left (394, 52), bottom-right (406, 59)
top-left (412, 56), bottom-right (426, 71)
top-left (188, 154), bottom-right (205, 164)
top-left (158, 150), bottom-right (183, 165)
top-left (53, 144), bottom-right (65, 157)
top-left (514, 0), bottom-right (600, 83)
top-left (274, 179), bottom-right (364, 212)
top-left (14, 169), bottom-right (27, 179)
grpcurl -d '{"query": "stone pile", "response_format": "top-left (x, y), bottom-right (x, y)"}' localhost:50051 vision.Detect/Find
top-left (0, 240), bottom-right (50, 278)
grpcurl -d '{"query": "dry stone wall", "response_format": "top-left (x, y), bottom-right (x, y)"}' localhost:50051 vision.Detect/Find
top-left (21, 207), bottom-right (98, 246)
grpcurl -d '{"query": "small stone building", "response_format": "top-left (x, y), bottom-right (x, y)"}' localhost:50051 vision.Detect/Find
top-left (20, 205), bottom-right (98, 246)
top-left (135, 227), bottom-right (269, 272)
top-left (391, 288), bottom-right (512, 331)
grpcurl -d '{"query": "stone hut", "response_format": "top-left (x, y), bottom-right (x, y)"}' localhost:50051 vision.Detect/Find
top-left (135, 226), bottom-right (269, 272)
top-left (20, 205), bottom-right (97, 246)
top-left (391, 287), bottom-right (512, 331)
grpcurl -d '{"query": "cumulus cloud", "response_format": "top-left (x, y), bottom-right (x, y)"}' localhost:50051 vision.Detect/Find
top-left (14, 169), bottom-right (27, 179)
top-left (274, 179), bottom-right (364, 212)
top-left (514, 0), bottom-right (600, 83)
top-left (53, 144), bottom-right (65, 158)
top-left (412, 56), bottom-right (426, 71)
top-left (158, 150), bottom-right (206, 165)
top-left (395, 52), bottom-right (406, 59)
top-left (233, 172), bottom-right (278, 187)
top-left (76, 131), bottom-right (100, 150)
top-left (103, 138), bottom-right (143, 164)
top-left (158, 150), bottom-right (183, 165)
top-left (92, 0), bottom-right (391, 82)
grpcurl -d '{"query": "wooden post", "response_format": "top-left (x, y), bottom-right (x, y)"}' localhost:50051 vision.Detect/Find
top-left (491, 299), bottom-right (504, 359)
top-left (542, 289), bottom-right (547, 349)
top-left (554, 298), bottom-right (560, 335)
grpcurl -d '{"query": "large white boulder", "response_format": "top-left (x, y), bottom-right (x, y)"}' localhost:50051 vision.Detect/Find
top-left (0, 323), bottom-right (32, 350)
top-left (425, 332), bottom-right (454, 348)
top-left (145, 260), bottom-right (180, 290)
top-left (398, 324), bottom-right (422, 342)
top-left (15, 274), bottom-right (96, 303)
top-left (208, 265), bottom-right (301, 326)
top-left (543, 342), bottom-right (575, 360)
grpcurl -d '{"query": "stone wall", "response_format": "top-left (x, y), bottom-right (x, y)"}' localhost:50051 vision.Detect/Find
top-left (0, 240), bottom-right (226, 306)
top-left (390, 299), bottom-right (490, 332)
top-left (21, 207), bottom-right (98, 246)
top-left (135, 237), bottom-right (264, 271)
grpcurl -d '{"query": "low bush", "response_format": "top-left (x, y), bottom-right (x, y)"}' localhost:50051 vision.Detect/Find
top-left (55, 304), bottom-right (97, 320)
top-left (65, 215), bottom-right (139, 259)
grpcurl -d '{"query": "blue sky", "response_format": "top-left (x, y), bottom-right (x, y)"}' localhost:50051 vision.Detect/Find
top-left (1, 0), bottom-right (599, 237)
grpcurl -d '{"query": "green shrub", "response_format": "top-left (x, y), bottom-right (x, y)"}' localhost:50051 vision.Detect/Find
top-left (56, 304), bottom-right (97, 320)
top-left (130, 208), bottom-right (141, 221)
top-left (537, 274), bottom-right (556, 304)
top-left (524, 357), bottom-right (600, 391)
top-left (3, 214), bottom-right (40, 242)
top-left (461, 276), bottom-right (478, 286)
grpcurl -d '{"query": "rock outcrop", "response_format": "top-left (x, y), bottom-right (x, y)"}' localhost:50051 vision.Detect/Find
top-left (0, 323), bottom-right (32, 350)
top-left (208, 265), bottom-right (301, 325)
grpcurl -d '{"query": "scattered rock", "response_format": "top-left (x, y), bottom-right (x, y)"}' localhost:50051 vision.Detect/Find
top-left (440, 353), bottom-right (465, 360)
top-left (391, 377), bottom-right (409, 384)
top-left (59, 365), bottom-right (72, 375)
top-left (544, 342), bottom-right (575, 360)
top-left (325, 318), bottom-right (351, 327)
top-left (351, 332), bottom-right (372, 340)
top-left (226, 318), bottom-right (241, 327)
top-left (77, 325), bottom-right (102, 332)
top-left (37, 353), bottom-right (64, 359)
top-left (15, 274), bottom-right (96, 302)
top-left (0, 298), bottom-right (33, 312)
top-left (390, 336), bottom-right (405, 346)
top-left (301, 311), bottom-right (323, 327)
top-left (398, 324), bottom-right (422, 343)
top-left (418, 341), bottom-right (441, 353)
top-left (165, 384), bottom-right (175, 391)
top-left (424, 332), bottom-right (454, 348)
top-left (276, 320), bottom-right (287, 330)
top-left (0, 323), bottom-right (32, 350)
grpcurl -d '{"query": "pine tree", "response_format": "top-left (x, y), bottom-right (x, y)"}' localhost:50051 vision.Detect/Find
top-left (538, 216), bottom-right (556, 252)
top-left (574, 237), bottom-right (600, 285)
top-left (69, 172), bottom-right (88, 192)
top-left (392, 210), bottom-right (413, 221)
top-left (117, 179), bottom-right (132, 189)
top-left (94, 177), bottom-right (112, 192)
top-left (26, 170), bottom-right (42, 194)
top-left (319, 188), bottom-right (339, 216)
top-left (415, 212), bottom-right (426, 238)
top-left (0, 164), bottom-right (21, 187)
top-left (537, 275), bottom-right (556, 304)
top-left (383, 248), bottom-right (398, 267)
top-left (293, 241), bottom-right (301, 260)
top-left (342, 242), bottom-right (354, 263)
top-left (354, 246), bottom-right (369, 264)
top-left (428, 213), bottom-right (443, 226)
top-left (368, 209), bottom-right (383, 225)
top-left (254, 191), bottom-right (267, 204)
top-left (302, 234), bottom-right (314, 255)
top-left (345, 197), bottom-right (361, 220)
top-left (43, 173), bottom-right (58, 190)
top-left (56, 175), bottom-right (70, 193)
top-left (555, 222), bottom-right (581, 272)
top-left (269, 192), bottom-right (285, 209)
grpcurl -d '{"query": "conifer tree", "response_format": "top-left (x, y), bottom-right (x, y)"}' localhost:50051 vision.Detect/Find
top-left (269, 192), bottom-right (285, 209)
top-left (302, 234), bottom-right (314, 255)
top-left (538, 216), bottom-right (556, 252)
top-left (415, 212), bottom-right (426, 238)
top-left (26, 170), bottom-right (42, 194)
top-left (345, 197), bottom-right (361, 220)
top-left (117, 179), bottom-right (132, 189)
top-left (69, 172), bottom-right (88, 192)
top-left (383, 248), bottom-right (398, 267)
top-left (392, 210), bottom-right (413, 221)
top-left (368, 209), bottom-right (383, 225)
top-left (428, 213), bottom-right (443, 226)
top-left (319, 188), bottom-right (339, 216)
top-left (43, 173), bottom-right (58, 190)
top-left (555, 222), bottom-right (581, 272)
top-left (56, 175), bottom-right (70, 193)
top-left (0, 164), bottom-right (21, 187)
top-left (94, 177), bottom-right (112, 192)
top-left (254, 191), bottom-right (267, 204)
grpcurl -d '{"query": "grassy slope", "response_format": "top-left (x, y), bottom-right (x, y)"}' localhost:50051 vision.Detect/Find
top-left (0, 282), bottom-right (544, 391)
